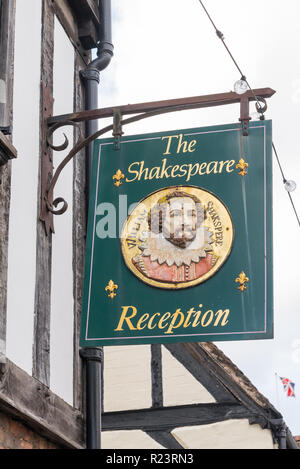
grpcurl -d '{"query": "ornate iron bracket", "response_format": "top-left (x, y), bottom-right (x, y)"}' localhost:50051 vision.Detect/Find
top-left (40, 88), bottom-right (275, 235)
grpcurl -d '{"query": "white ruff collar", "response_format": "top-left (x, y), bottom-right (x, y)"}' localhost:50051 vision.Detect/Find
top-left (139, 227), bottom-right (213, 267)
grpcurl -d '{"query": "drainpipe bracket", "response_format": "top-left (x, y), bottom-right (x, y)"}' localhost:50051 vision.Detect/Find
top-left (269, 418), bottom-right (287, 449)
top-left (80, 347), bottom-right (103, 363)
top-left (80, 68), bottom-right (100, 84)
top-left (97, 41), bottom-right (114, 57)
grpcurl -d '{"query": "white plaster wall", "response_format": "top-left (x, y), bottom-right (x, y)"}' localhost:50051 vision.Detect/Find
top-left (102, 430), bottom-right (164, 449)
top-left (172, 419), bottom-right (275, 449)
top-left (6, 0), bottom-right (42, 374)
top-left (49, 18), bottom-right (75, 405)
top-left (162, 346), bottom-right (215, 406)
top-left (103, 345), bottom-right (152, 412)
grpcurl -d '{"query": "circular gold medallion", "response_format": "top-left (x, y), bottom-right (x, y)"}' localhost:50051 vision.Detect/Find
top-left (121, 186), bottom-right (234, 289)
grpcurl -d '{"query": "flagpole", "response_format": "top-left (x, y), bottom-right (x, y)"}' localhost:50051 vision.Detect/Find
top-left (275, 372), bottom-right (281, 412)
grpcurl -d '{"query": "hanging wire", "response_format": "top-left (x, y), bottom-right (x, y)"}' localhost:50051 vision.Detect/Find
top-left (273, 144), bottom-right (300, 226)
top-left (197, 0), bottom-right (300, 228)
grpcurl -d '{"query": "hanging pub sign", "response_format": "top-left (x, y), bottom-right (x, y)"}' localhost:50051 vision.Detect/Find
top-left (80, 120), bottom-right (273, 347)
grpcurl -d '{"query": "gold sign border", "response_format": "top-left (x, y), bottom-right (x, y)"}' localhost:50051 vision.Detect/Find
top-left (120, 185), bottom-right (234, 290)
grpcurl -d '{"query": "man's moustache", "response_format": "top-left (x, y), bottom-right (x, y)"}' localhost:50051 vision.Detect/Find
top-left (173, 228), bottom-right (195, 239)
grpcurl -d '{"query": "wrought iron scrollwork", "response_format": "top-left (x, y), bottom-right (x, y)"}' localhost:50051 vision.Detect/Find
top-left (44, 121), bottom-right (83, 217)
top-left (255, 96), bottom-right (267, 118)
top-left (46, 120), bottom-right (80, 152)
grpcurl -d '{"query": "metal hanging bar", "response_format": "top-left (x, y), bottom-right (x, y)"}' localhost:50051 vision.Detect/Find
top-left (47, 88), bottom-right (275, 126)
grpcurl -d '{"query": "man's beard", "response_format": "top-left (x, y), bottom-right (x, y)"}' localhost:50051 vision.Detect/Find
top-left (163, 227), bottom-right (197, 249)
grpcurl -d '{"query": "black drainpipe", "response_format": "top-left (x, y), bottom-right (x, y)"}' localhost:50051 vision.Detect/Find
top-left (79, 0), bottom-right (114, 450)
top-left (81, 0), bottom-right (114, 208)
top-left (269, 418), bottom-right (287, 449)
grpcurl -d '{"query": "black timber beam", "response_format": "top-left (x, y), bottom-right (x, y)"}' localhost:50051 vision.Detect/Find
top-left (164, 343), bottom-right (236, 403)
top-left (182, 342), bottom-right (282, 421)
top-left (145, 431), bottom-right (184, 450)
top-left (68, 0), bottom-right (100, 49)
top-left (0, 360), bottom-right (84, 448)
top-left (102, 403), bottom-right (252, 432)
top-left (151, 344), bottom-right (163, 408)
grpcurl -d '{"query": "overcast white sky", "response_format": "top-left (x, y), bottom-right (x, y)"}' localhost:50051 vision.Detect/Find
top-left (99, 0), bottom-right (300, 435)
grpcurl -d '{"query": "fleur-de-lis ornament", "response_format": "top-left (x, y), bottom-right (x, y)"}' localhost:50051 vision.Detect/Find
top-left (105, 280), bottom-right (118, 298)
top-left (235, 272), bottom-right (249, 292)
top-left (236, 158), bottom-right (249, 176)
top-left (113, 169), bottom-right (125, 187)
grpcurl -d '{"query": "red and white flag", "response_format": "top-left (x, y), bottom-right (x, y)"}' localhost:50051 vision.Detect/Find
top-left (280, 377), bottom-right (296, 397)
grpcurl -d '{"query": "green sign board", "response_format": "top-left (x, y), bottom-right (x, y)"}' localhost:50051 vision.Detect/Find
top-left (80, 120), bottom-right (273, 347)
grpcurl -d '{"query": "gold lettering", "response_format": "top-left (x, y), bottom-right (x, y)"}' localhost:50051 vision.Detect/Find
top-left (188, 140), bottom-right (197, 152)
top-left (226, 160), bottom-right (235, 172)
top-left (126, 159), bottom-right (237, 184)
top-left (186, 163), bottom-right (199, 182)
top-left (199, 162), bottom-right (207, 175)
top-left (176, 134), bottom-right (188, 153)
top-left (183, 308), bottom-right (196, 328)
top-left (126, 162), bottom-right (140, 182)
top-left (214, 309), bottom-right (230, 326)
top-left (206, 161), bottom-right (219, 174)
top-left (176, 135), bottom-right (198, 154)
top-left (201, 310), bottom-right (214, 327)
top-left (171, 164), bottom-right (180, 178)
top-left (162, 135), bottom-right (197, 156)
top-left (137, 313), bottom-right (150, 330)
top-left (191, 308), bottom-right (202, 327)
top-left (114, 306), bottom-right (137, 331)
top-left (179, 164), bottom-right (188, 178)
top-left (218, 160), bottom-right (227, 173)
top-left (149, 166), bottom-right (160, 180)
top-left (114, 305), bottom-right (230, 333)
top-left (165, 309), bottom-right (184, 334)
top-left (158, 312), bottom-right (171, 329)
top-left (126, 238), bottom-right (137, 248)
top-left (148, 312), bottom-right (160, 330)
top-left (162, 135), bottom-right (179, 155)
top-left (159, 158), bottom-right (171, 179)
top-left (138, 161), bottom-right (149, 181)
